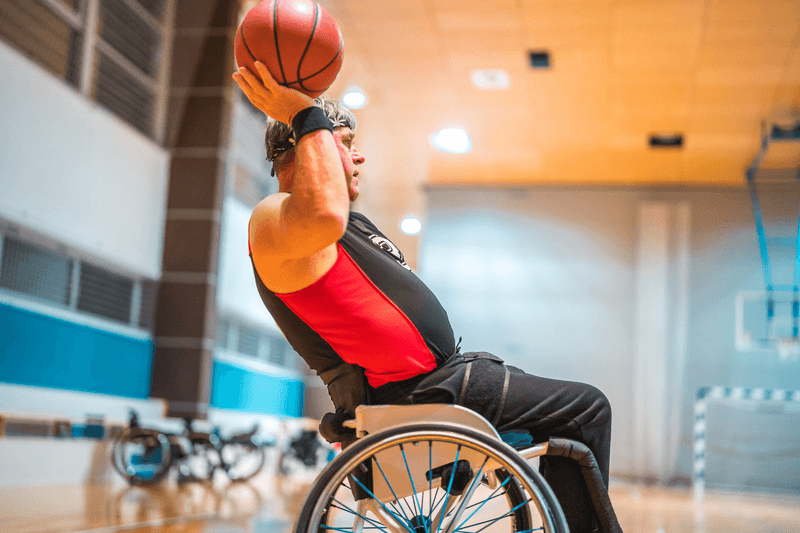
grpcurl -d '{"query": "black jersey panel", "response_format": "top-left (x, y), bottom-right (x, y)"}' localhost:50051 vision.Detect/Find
top-left (340, 212), bottom-right (456, 364)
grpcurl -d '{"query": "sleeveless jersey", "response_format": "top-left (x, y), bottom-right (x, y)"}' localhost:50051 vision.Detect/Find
top-left (250, 212), bottom-right (456, 388)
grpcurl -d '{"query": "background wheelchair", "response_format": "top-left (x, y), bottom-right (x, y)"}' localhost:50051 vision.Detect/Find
top-left (292, 404), bottom-right (621, 533)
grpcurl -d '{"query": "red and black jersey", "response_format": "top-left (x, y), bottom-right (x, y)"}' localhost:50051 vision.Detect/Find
top-left (250, 212), bottom-right (457, 388)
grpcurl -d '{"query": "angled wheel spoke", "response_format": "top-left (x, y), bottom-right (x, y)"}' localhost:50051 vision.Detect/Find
top-left (456, 497), bottom-right (533, 533)
top-left (372, 455), bottom-right (415, 523)
top-left (330, 499), bottom-right (389, 531)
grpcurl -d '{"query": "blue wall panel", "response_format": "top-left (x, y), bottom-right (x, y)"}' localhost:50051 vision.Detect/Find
top-left (210, 361), bottom-right (304, 417)
top-left (0, 303), bottom-right (153, 398)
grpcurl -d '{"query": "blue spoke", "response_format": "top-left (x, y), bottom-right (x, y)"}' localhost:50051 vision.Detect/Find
top-left (321, 526), bottom-right (367, 532)
top-left (435, 445), bottom-right (462, 533)
top-left (400, 444), bottom-right (424, 524)
top-left (457, 498), bottom-right (532, 533)
top-left (428, 440), bottom-right (433, 522)
top-left (350, 472), bottom-right (413, 532)
top-left (448, 476), bottom-right (510, 524)
top-left (373, 455), bottom-right (415, 522)
top-left (447, 456), bottom-right (488, 532)
top-left (458, 490), bottom-right (509, 513)
top-left (330, 498), bottom-right (389, 531)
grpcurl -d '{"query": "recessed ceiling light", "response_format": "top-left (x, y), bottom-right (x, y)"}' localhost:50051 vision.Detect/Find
top-left (471, 69), bottom-right (510, 90)
top-left (401, 216), bottom-right (422, 235)
top-left (342, 87), bottom-right (367, 109)
top-left (430, 128), bottom-right (472, 154)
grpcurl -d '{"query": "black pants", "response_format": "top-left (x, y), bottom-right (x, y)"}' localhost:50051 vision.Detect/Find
top-left (496, 366), bottom-right (612, 533)
top-left (374, 354), bottom-right (613, 533)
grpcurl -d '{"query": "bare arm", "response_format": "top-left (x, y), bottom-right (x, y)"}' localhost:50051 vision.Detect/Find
top-left (234, 63), bottom-right (349, 261)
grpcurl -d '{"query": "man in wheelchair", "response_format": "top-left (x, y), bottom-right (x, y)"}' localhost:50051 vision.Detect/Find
top-left (235, 62), bottom-right (619, 533)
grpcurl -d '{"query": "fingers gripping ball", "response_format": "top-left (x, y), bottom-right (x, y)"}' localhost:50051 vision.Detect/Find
top-left (235, 0), bottom-right (343, 98)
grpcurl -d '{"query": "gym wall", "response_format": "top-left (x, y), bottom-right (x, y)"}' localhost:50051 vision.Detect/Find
top-left (422, 186), bottom-right (800, 492)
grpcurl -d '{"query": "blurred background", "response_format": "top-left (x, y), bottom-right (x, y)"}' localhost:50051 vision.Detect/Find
top-left (0, 0), bottom-right (799, 531)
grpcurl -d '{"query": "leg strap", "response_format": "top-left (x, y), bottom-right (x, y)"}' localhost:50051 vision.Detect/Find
top-left (491, 367), bottom-right (511, 426)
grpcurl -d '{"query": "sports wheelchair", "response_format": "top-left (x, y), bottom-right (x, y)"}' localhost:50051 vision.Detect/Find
top-left (293, 404), bottom-right (621, 533)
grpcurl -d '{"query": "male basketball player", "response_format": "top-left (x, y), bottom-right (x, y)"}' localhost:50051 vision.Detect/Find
top-left (233, 62), bottom-right (619, 533)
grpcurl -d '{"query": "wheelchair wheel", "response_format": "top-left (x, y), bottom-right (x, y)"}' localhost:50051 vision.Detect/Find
top-left (112, 427), bottom-right (172, 486)
top-left (293, 423), bottom-right (568, 533)
top-left (221, 441), bottom-right (266, 481)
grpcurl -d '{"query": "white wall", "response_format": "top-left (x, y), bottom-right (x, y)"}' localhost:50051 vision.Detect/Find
top-left (0, 41), bottom-right (169, 278)
top-left (217, 196), bottom-right (281, 332)
top-left (216, 100), bottom-right (282, 331)
top-left (421, 188), bottom-right (637, 478)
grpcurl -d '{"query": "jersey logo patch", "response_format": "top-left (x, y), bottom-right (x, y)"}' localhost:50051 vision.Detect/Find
top-left (368, 234), bottom-right (412, 270)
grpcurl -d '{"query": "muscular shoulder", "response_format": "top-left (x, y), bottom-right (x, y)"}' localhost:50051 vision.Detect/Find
top-left (249, 193), bottom-right (340, 293)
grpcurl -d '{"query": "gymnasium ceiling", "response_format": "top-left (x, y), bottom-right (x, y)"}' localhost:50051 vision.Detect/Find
top-left (238, 0), bottom-right (800, 264)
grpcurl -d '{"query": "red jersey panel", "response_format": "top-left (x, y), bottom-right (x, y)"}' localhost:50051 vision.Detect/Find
top-left (276, 243), bottom-right (436, 387)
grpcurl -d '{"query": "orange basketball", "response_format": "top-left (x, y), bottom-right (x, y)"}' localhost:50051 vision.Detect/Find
top-left (234, 0), bottom-right (343, 98)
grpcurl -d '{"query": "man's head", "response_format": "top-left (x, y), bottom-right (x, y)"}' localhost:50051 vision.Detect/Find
top-left (265, 97), bottom-right (364, 201)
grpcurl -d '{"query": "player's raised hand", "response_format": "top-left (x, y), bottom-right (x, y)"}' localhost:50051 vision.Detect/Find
top-left (233, 61), bottom-right (315, 125)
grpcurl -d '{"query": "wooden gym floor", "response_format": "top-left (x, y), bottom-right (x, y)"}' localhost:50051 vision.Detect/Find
top-left (1, 464), bottom-right (798, 533)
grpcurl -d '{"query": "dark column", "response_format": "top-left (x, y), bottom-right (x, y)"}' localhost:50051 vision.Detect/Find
top-left (150, 0), bottom-right (239, 420)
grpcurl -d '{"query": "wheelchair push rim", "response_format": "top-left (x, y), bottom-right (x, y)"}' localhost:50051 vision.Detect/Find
top-left (294, 423), bottom-right (568, 533)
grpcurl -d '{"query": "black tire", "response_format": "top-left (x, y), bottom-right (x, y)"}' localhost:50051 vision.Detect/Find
top-left (112, 428), bottom-right (172, 486)
top-left (293, 423), bottom-right (568, 533)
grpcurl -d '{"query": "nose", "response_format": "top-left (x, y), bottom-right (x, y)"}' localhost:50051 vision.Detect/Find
top-left (353, 147), bottom-right (365, 165)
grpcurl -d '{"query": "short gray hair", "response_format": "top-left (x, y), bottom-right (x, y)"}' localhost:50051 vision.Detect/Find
top-left (265, 97), bottom-right (357, 165)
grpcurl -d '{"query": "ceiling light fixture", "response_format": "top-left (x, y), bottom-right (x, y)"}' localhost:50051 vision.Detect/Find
top-left (471, 69), bottom-right (510, 90)
top-left (342, 87), bottom-right (367, 109)
top-left (430, 128), bottom-right (472, 154)
top-left (400, 216), bottom-right (422, 236)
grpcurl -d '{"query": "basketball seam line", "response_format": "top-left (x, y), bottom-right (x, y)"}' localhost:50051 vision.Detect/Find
top-left (296, 1), bottom-right (319, 92)
top-left (273, 0), bottom-right (288, 85)
top-left (240, 23), bottom-right (257, 64)
top-left (283, 36), bottom-right (342, 88)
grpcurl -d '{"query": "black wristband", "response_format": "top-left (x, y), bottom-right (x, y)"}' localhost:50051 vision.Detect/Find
top-left (291, 106), bottom-right (333, 141)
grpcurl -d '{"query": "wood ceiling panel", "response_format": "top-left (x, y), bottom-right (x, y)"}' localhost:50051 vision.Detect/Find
top-left (679, 138), bottom-right (758, 184)
top-left (432, 4), bottom-right (523, 34)
top-left (698, 43), bottom-right (793, 73)
top-left (707, 0), bottom-right (800, 29)
top-left (610, 80), bottom-right (690, 135)
top-left (336, 0), bottom-right (429, 21)
top-left (611, 4), bottom-right (704, 75)
top-left (609, 149), bottom-right (681, 184)
top-left (693, 65), bottom-right (785, 86)
top-left (686, 114), bottom-right (763, 139)
top-left (519, 1), bottom-right (610, 28)
top-left (783, 54), bottom-right (800, 83)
